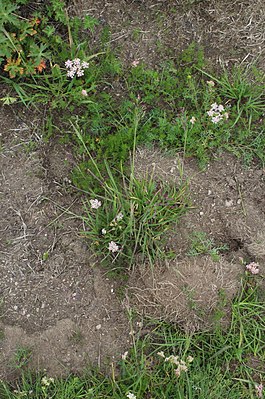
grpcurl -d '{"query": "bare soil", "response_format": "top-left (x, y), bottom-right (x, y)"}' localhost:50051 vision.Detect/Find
top-left (0, 107), bottom-right (131, 379)
top-left (77, 0), bottom-right (265, 69)
top-left (0, 0), bottom-right (265, 379)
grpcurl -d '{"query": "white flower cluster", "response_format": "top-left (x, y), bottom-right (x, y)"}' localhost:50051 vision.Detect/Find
top-left (207, 103), bottom-right (229, 124)
top-left (108, 241), bottom-right (119, 253)
top-left (41, 376), bottom-right (55, 387)
top-left (89, 199), bottom-right (123, 254)
top-left (90, 198), bottom-right (102, 209)
top-left (157, 351), bottom-right (193, 377)
top-left (110, 212), bottom-right (124, 226)
top-left (65, 58), bottom-right (89, 78)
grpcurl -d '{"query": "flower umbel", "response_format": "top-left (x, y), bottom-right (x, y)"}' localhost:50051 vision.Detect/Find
top-left (246, 262), bottom-right (260, 275)
top-left (207, 103), bottom-right (228, 124)
top-left (41, 376), bottom-right (55, 387)
top-left (131, 60), bottom-right (139, 67)
top-left (255, 383), bottom-right (263, 398)
top-left (122, 351), bottom-right (128, 360)
top-left (159, 353), bottom-right (193, 378)
top-left (115, 212), bottom-right (124, 221)
top-left (127, 393), bottom-right (137, 399)
top-left (65, 58), bottom-right (89, 79)
top-left (207, 80), bottom-right (215, 87)
top-left (90, 199), bottom-right (102, 209)
top-left (108, 241), bottom-right (119, 253)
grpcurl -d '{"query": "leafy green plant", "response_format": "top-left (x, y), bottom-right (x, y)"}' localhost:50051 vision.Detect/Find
top-left (188, 231), bottom-right (228, 261)
top-left (0, 0), bottom-right (50, 78)
top-left (12, 347), bottom-right (32, 370)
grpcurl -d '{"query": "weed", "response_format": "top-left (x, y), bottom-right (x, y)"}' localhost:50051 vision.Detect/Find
top-left (12, 347), bottom-right (32, 369)
top-left (0, 0), bottom-right (50, 78)
top-left (70, 328), bottom-right (84, 345)
top-left (188, 231), bottom-right (229, 261)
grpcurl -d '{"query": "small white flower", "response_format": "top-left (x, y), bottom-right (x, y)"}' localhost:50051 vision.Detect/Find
top-left (186, 355), bottom-right (194, 363)
top-left (223, 112), bottom-right (229, 119)
top-left (211, 102), bottom-right (218, 111)
top-left (41, 376), bottom-right (54, 387)
top-left (127, 393), bottom-right (137, 399)
top-left (207, 80), bottom-right (215, 87)
top-left (67, 70), bottom-right (75, 78)
top-left (211, 115), bottom-right (222, 124)
top-left (108, 241), bottom-right (119, 253)
top-left (65, 60), bottom-right (73, 68)
top-left (255, 383), bottom-right (263, 398)
top-left (122, 351), bottom-right (128, 360)
top-left (102, 228), bottom-right (107, 235)
top-left (90, 199), bottom-right (102, 209)
top-left (77, 69), bottom-right (84, 77)
top-left (207, 109), bottom-right (215, 117)
top-left (189, 116), bottom-right (196, 125)
top-left (81, 61), bottom-right (89, 69)
top-left (157, 351), bottom-right (165, 358)
top-left (115, 212), bottom-right (124, 221)
top-left (165, 355), bottom-right (180, 365)
top-left (131, 60), bottom-right (139, 67)
top-left (218, 104), bottom-right (224, 112)
top-left (81, 89), bottom-right (88, 96)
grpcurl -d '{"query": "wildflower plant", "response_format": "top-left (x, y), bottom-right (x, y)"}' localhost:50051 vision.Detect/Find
top-left (157, 351), bottom-right (194, 378)
top-left (65, 58), bottom-right (90, 79)
top-left (73, 113), bottom-right (189, 268)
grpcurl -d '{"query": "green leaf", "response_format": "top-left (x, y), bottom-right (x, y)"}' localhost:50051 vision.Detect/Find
top-left (83, 15), bottom-right (99, 32)
top-left (0, 96), bottom-right (17, 105)
top-left (0, 1), bottom-right (20, 29)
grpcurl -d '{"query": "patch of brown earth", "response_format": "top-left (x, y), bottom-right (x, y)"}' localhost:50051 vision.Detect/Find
top-left (1, 104), bottom-right (264, 378)
top-left (127, 148), bottom-right (265, 330)
top-left (0, 106), bottom-right (130, 379)
top-left (78, 0), bottom-right (265, 69)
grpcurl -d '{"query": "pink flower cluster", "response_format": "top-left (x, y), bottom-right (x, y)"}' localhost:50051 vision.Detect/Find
top-left (246, 262), bottom-right (260, 275)
top-left (256, 383), bottom-right (263, 398)
top-left (207, 103), bottom-right (229, 124)
top-left (108, 241), bottom-right (119, 253)
top-left (65, 58), bottom-right (89, 78)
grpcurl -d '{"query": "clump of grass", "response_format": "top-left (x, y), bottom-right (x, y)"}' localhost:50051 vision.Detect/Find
top-left (73, 112), bottom-right (189, 268)
top-left (12, 347), bottom-right (32, 370)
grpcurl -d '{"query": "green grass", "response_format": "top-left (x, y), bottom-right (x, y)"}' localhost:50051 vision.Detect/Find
top-left (1, 0), bottom-right (264, 183)
top-left (72, 113), bottom-right (189, 268)
top-left (0, 278), bottom-right (264, 398)
top-left (12, 347), bottom-right (32, 370)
